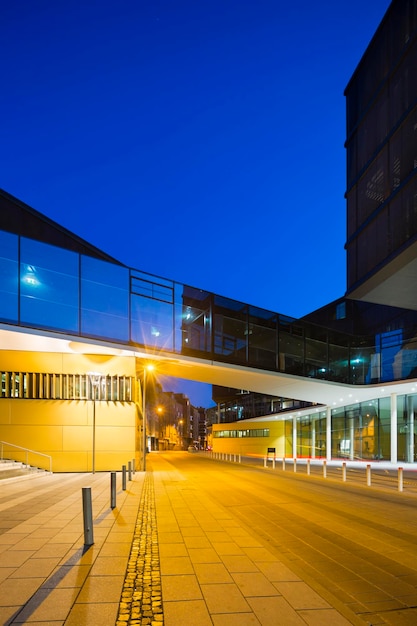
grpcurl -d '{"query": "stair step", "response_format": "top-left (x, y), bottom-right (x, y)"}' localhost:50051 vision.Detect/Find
top-left (0, 460), bottom-right (26, 471)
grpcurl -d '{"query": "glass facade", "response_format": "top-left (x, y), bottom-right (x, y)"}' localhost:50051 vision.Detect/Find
top-left (81, 256), bottom-right (129, 341)
top-left (0, 230), bottom-right (18, 322)
top-left (277, 393), bottom-right (417, 463)
top-left (212, 391), bottom-right (417, 464)
top-left (20, 238), bottom-right (79, 332)
top-left (345, 0), bottom-right (417, 291)
top-left (3, 228), bottom-right (417, 386)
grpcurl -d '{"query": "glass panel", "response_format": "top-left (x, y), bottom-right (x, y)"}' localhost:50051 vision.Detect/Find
top-left (298, 417), bottom-right (312, 457)
top-left (395, 336), bottom-right (417, 379)
top-left (397, 395), bottom-right (407, 463)
top-left (131, 271), bottom-right (174, 303)
top-left (248, 306), bottom-right (277, 369)
top-left (331, 407), bottom-right (347, 459)
top-left (314, 412), bottom-right (327, 459)
top-left (357, 400), bottom-right (377, 460)
top-left (131, 294), bottom-right (174, 350)
top-left (305, 325), bottom-right (327, 379)
top-left (179, 286), bottom-right (211, 355)
top-left (328, 332), bottom-right (349, 383)
top-left (81, 256), bottom-right (129, 341)
top-left (378, 329), bottom-right (403, 383)
top-left (213, 296), bottom-right (247, 362)
top-left (20, 238), bottom-right (79, 332)
top-left (350, 343), bottom-right (374, 384)
top-left (377, 397), bottom-right (390, 460)
top-left (278, 319), bottom-right (304, 375)
top-left (125, 377), bottom-right (132, 401)
top-left (105, 376), bottom-right (113, 400)
top-left (0, 231), bottom-right (18, 322)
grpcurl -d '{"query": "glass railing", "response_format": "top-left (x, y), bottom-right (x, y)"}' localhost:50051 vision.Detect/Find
top-left (1, 228), bottom-right (417, 386)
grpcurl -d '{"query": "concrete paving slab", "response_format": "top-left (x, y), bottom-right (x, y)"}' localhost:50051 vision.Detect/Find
top-left (0, 455), bottom-right (378, 625)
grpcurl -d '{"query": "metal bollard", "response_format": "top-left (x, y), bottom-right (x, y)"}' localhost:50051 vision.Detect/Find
top-left (342, 461), bottom-right (346, 482)
top-left (293, 458), bottom-right (297, 473)
top-left (398, 467), bottom-right (403, 492)
top-left (307, 459), bottom-right (310, 475)
top-left (323, 460), bottom-right (327, 478)
top-left (82, 487), bottom-right (94, 546)
top-left (238, 454), bottom-right (241, 463)
top-left (282, 458), bottom-right (286, 471)
top-left (110, 472), bottom-right (116, 509)
top-left (366, 464), bottom-right (371, 486)
top-left (122, 465), bottom-right (127, 491)
top-left (128, 461), bottom-right (132, 481)
top-left (132, 459), bottom-right (136, 474)
top-left (264, 456), bottom-right (267, 468)
top-left (272, 457), bottom-right (275, 470)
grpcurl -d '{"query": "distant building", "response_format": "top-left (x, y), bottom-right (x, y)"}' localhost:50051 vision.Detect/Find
top-left (211, 386), bottom-right (317, 423)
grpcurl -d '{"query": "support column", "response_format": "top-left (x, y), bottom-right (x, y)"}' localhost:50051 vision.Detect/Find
top-left (391, 393), bottom-right (397, 464)
top-left (292, 414), bottom-right (297, 460)
top-left (326, 407), bottom-right (331, 461)
top-left (349, 417), bottom-right (355, 461)
top-left (407, 396), bottom-right (414, 463)
top-left (311, 417), bottom-right (316, 459)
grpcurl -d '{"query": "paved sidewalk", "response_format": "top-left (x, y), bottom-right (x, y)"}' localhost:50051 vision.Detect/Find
top-left (0, 471), bottom-right (144, 625)
top-left (0, 455), bottom-right (361, 625)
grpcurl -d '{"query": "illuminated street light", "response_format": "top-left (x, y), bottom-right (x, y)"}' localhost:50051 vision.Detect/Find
top-left (88, 371), bottom-right (102, 474)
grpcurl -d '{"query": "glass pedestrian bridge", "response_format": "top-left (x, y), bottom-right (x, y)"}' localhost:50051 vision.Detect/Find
top-left (1, 227), bottom-right (417, 388)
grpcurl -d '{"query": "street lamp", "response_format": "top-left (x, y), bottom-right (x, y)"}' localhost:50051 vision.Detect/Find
top-left (88, 372), bottom-right (102, 474)
top-left (142, 364), bottom-right (155, 471)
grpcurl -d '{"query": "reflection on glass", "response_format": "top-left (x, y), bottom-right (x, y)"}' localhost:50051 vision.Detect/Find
top-left (3, 226), bottom-right (417, 389)
top-left (81, 256), bottom-right (129, 341)
top-left (179, 286), bottom-right (212, 354)
top-left (131, 294), bottom-right (174, 350)
top-left (0, 231), bottom-right (18, 322)
top-left (20, 238), bottom-right (79, 331)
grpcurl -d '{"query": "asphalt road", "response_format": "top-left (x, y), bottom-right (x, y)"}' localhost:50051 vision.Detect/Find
top-left (154, 452), bottom-right (417, 626)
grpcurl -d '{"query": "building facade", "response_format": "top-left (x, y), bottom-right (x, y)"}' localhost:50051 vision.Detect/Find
top-left (212, 0), bottom-right (417, 463)
top-left (345, 0), bottom-right (417, 310)
top-left (2, 0), bottom-right (417, 470)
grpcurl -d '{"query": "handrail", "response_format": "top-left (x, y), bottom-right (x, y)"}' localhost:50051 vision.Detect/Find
top-left (0, 441), bottom-right (52, 473)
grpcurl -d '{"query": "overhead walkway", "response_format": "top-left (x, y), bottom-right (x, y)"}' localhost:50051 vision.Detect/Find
top-left (1, 211), bottom-right (417, 407)
top-left (2, 190), bottom-right (417, 469)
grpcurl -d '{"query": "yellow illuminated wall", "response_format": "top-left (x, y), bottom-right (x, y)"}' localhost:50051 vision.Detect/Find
top-left (212, 420), bottom-right (289, 458)
top-left (0, 350), bottom-right (138, 472)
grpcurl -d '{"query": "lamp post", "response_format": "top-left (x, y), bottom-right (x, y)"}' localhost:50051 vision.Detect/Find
top-left (142, 364), bottom-right (154, 471)
top-left (88, 372), bottom-right (102, 474)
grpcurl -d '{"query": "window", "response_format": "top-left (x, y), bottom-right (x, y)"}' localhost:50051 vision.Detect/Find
top-left (213, 428), bottom-right (270, 438)
top-left (0, 372), bottom-right (134, 401)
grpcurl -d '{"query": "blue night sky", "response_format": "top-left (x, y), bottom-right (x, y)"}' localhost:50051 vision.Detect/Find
top-left (1, 1), bottom-right (391, 407)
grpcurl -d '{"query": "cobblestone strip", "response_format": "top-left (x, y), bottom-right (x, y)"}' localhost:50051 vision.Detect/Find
top-left (116, 473), bottom-right (163, 626)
